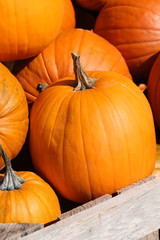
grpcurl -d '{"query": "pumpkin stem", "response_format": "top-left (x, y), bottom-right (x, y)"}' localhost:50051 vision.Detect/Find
top-left (0, 145), bottom-right (25, 191)
top-left (37, 83), bottom-right (48, 93)
top-left (71, 52), bottom-right (97, 91)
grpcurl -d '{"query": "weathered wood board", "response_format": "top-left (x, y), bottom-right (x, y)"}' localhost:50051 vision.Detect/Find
top-left (18, 176), bottom-right (160, 240)
top-left (0, 223), bottom-right (44, 240)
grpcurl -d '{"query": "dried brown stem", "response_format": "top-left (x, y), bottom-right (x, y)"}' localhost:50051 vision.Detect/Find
top-left (0, 145), bottom-right (24, 191)
top-left (37, 83), bottom-right (48, 93)
top-left (71, 52), bottom-right (97, 91)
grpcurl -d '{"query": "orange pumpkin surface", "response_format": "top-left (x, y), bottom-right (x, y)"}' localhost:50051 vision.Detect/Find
top-left (0, 146), bottom-right (61, 224)
top-left (0, 0), bottom-right (64, 61)
top-left (14, 28), bottom-right (132, 103)
top-left (148, 53), bottom-right (160, 129)
top-left (29, 53), bottom-right (156, 203)
top-left (61, 0), bottom-right (75, 31)
top-left (74, 0), bottom-right (107, 10)
top-left (94, 0), bottom-right (160, 80)
top-left (0, 63), bottom-right (28, 170)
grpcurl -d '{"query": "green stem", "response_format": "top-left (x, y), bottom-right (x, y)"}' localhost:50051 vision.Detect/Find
top-left (71, 52), bottom-right (97, 91)
top-left (0, 145), bottom-right (25, 191)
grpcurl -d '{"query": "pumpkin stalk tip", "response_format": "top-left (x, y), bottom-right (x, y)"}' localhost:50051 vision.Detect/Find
top-left (0, 145), bottom-right (25, 191)
top-left (71, 52), bottom-right (97, 91)
top-left (37, 83), bottom-right (48, 93)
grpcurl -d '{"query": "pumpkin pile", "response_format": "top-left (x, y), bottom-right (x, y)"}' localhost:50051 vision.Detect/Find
top-left (0, 0), bottom-right (159, 223)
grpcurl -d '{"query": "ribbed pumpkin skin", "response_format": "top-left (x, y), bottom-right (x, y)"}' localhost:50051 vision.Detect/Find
top-left (0, 0), bottom-right (63, 61)
top-left (0, 63), bottom-right (28, 170)
top-left (94, 0), bottom-right (160, 79)
top-left (0, 171), bottom-right (61, 224)
top-left (74, 0), bottom-right (107, 10)
top-left (61, 0), bottom-right (75, 31)
top-left (148, 54), bottom-right (160, 129)
top-left (14, 29), bottom-right (132, 103)
top-left (30, 72), bottom-right (156, 203)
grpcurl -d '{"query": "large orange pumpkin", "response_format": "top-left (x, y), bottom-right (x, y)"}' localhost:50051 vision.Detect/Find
top-left (74, 0), bottom-right (107, 10)
top-left (0, 145), bottom-right (61, 224)
top-left (14, 28), bottom-right (132, 103)
top-left (0, 63), bottom-right (28, 170)
top-left (148, 53), bottom-right (160, 129)
top-left (94, 0), bottom-right (160, 80)
top-left (29, 53), bottom-right (156, 203)
top-left (0, 0), bottom-right (64, 61)
top-left (61, 0), bottom-right (75, 32)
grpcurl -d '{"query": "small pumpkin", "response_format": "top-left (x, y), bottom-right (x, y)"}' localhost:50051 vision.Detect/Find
top-left (14, 28), bottom-right (132, 103)
top-left (29, 53), bottom-right (156, 203)
top-left (0, 63), bottom-right (28, 170)
top-left (0, 0), bottom-right (64, 61)
top-left (0, 145), bottom-right (61, 224)
top-left (94, 0), bottom-right (160, 81)
top-left (148, 53), bottom-right (160, 129)
top-left (74, 0), bottom-right (107, 11)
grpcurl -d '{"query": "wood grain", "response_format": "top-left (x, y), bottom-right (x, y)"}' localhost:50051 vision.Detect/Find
top-left (20, 177), bottom-right (160, 240)
top-left (0, 223), bottom-right (44, 240)
top-left (59, 193), bottom-right (111, 220)
top-left (139, 231), bottom-right (159, 240)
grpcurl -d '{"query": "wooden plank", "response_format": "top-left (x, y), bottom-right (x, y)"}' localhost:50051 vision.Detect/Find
top-left (0, 223), bottom-right (44, 240)
top-left (117, 175), bottom-right (155, 194)
top-left (59, 193), bottom-right (112, 220)
top-left (20, 177), bottom-right (160, 240)
top-left (139, 231), bottom-right (159, 240)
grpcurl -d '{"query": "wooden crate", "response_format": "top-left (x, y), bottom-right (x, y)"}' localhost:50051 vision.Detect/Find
top-left (1, 175), bottom-right (160, 240)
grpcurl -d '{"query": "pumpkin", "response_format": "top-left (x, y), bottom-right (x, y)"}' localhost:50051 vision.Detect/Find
top-left (148, 53), bottom-right (160, 129)
top-left (29, 53), bottom-right (156, 203)
top-left (73, 0), bottom-right (107, 11)
top-left (0, 145), bottom-right (61, 224)
top-left (0, 0), bottom-right (64, 61)
top-left (0, 63), bottom-right (28, 170)
top-left (61, 0), bottom-right (76, 32)
top-left (14, 28), bottom-right (132, 103)
top-left (94, 0), bottom-right (160, 81)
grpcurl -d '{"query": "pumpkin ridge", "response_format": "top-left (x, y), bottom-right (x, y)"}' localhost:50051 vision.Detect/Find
top-left (10, 191), bottom-right (16, 223)
top-left (102, 4), bottom-right (160, 17)
top-left (17, 65), bottom-right (40, 100)
top-left (40, 52), bottom-right (53, 85)
top-left (58, 92), bottom-right (76, 197)
top-left (5, 190), bottom-right (11, 222)
top-left (0, 190), bottom-right (9, 222)
top-left (0, 97), bottom-right (27, 119)
top-left (116, 39), bottom-right (160, 47)
top-left (89, 89), bottom-right (117, 194)
top-left (124, 51), bottom-right (158, 61)
top-left (13, 0), bottom-right (18, 57)
top-left (109, 55), bottom-right (123, 73)
top-left (97, 27), bottom-right (160, 32)
top-left (24, 186), bottom-right (53, 221)
top-left (92, 88), bottom-right (128, 191)
top-left (79, 91), bottom-right (92, 200)
top-left (19, 188), bottom-right (33, 222)
top-left (47, 91), bottom-right (74, 152)
top-left (54, 38), bottom-right (61, 81)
